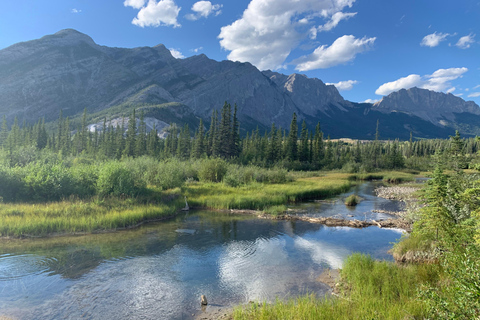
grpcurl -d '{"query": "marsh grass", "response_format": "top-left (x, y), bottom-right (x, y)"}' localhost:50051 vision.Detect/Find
top-left (233, 253), bottom-right (440, 320)
top-left (263, 205), bottom-right (287, 215)
top-left (0, 173), bottom-right (351, 238)
top-left (0, 189), bottom-right (184, 237)
top-left (344, 194), bottom-right (360, 206)
top-left (348, 171), bottom-right (415, 183)
top-left (184, 173), bottom-right (351, 211)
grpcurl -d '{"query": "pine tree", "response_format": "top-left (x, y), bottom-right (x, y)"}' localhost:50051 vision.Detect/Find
top-left (312, 122), bottom-right (324, 167)
top-left (230, 103), bottom-right (241, 158)
top-left (36, 118), bottom-right (48, 149)
top-left (219, 102), bottom-right (232, 158)
top-left (193, 118), bottom-right (205, 159)
top-left (299, 120), bottom-right (308, 162)
top-left (123, 110), bottom-right (137, 157)
top-left (286, 113), bottom-right (298, 161)
top-left (0, 115), bottom-right (8, 148)
top-left (135, 110), bottom-right (147, 157)
top-left (177, 124), bottom-right (190, 160)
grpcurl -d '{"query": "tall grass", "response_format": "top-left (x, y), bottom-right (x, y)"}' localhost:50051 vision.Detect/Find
top-left (0, 191), bottom-right (184, 237)
top-left (348, 171), bottom-right (415, 183)
top-left (184, 173), bottom-right (351, 211)
top-left (233, 254), bottom-right (439, 320)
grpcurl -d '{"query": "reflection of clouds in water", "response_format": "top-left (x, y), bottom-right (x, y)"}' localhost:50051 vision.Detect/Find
top-left (218, 237), bottom-right (294, 302)
top-left (382, 228), bottom-right (406, 235)
top-left (31, 251), bottom-right (190, 319)
top-left (294, 236), bottom-right (350, 269)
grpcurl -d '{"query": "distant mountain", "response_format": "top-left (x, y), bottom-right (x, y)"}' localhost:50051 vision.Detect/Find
top-left (373, 87), bottom-right (480, 135)
top-left (0, 29), bottom-right (478, 139)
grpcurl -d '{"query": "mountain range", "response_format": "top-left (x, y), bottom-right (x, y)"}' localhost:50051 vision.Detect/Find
top-left (1, 29), bottom-right (479, 140)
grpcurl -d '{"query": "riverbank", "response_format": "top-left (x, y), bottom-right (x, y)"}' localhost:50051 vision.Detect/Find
top-left (232, 253), bottom-right (439, 320)
top-left (0, 171), bottom-right (415, 239)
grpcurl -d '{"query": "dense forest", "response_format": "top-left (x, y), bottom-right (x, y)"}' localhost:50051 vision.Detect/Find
top-left (2, 102), bottom-right (479, 172)
top-left (0, 101), bottom-right (479, 204)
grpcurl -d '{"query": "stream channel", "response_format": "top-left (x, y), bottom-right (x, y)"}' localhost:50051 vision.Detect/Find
top-left (0, 181), bottom-right (407, 320)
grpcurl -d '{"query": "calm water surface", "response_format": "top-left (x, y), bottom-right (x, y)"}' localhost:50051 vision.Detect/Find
top-left (0, 182), bottom-right (405, 320)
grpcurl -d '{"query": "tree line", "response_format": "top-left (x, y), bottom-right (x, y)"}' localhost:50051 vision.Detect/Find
top-left (1, 102), bottom-right (479, 172)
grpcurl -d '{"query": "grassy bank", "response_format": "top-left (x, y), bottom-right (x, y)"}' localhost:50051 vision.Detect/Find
top-left (0, 172), bottom-right (351, 238)
top-left (0, 189), bottom-right (184, 237)
top-left (233, 254), bottom-right (439, 320)
top-left (184, 173), bottom-right (352, 211)
top-left (348, 171), bottom-right (415, 183)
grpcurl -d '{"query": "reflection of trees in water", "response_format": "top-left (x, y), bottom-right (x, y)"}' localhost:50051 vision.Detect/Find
top-left (3, 211), bottom-right (324, 279)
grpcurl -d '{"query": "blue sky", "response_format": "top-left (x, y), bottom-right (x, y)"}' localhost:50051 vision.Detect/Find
top-left (0, 0), bottom-right (479, 104)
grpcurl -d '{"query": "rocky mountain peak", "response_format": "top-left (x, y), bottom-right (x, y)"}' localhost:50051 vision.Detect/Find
top-left (43, 28), bottom-right (97, 47)
top-left (373, 87), bottom-right (480, 125)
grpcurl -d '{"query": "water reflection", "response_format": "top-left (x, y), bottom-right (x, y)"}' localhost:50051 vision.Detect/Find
top-left (0, 183), bottom-right (405, 320)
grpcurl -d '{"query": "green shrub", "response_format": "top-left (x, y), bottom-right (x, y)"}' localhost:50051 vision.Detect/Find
top-left (198, 158), bottom-right (228, 182)
top-left (97, 161), bottom-right (145, 197)
top-left (0, 165), bottom-right (25, 202)
top-left (344, 194), bottom-right (360, 206)
top-left (70, 164), bottom-right (98, 197)
top-left (23, 162), bottom-right (76, 201)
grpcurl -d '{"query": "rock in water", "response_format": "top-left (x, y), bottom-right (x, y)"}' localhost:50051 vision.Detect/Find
top-left (201, 295), bottom-right (208, 305)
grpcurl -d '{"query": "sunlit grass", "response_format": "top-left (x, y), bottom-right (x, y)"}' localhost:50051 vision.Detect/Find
top-left (184, 173), bottom-right (352, 210)
top-left (0, 191), bottom-right (184, 237)
top-left (233, 254), bottom-right (440, 320)
top-left (0, 172), bottom-right (354, 238)
top-left (348, 171), bottom-right (415, 183)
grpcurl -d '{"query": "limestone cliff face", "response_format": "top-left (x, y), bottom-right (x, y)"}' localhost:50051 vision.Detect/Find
top-left (1, 29), bottom-right (479, 138)
top-left (0, 29), bottom-right (351, 129)
top-left (373, 87), bottom-right (480, 125)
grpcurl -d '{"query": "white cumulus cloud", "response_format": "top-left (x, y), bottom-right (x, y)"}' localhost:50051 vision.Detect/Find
top-left (191, 47), bottom-right (203, 53)
top-left (186, 1), bottom-right (222, 20)
top-left (316, 12), bottom-right (357, 33)
top-left (456, 33), bottom-right (476, 49)
top-left (128, 0), bottom-right (181, 28)
top-left (169, 48), bottom-right (185, 59)
top-left (363, 98), bottom-right (379, 104)
top-left (326, 80), bottom-right (358, 91)
top-left (294, 35), bottom-right (375, 71)
top-left (375, 67), bottom-right (468, 96)
top-left (124, 0), bottom-right (146, 9)
top-left (218, 0), bottom-right (358, 71)
top-left (468, 92), bottom-right (480, 98)
top-left (71, 8), bottom-right (82, 13)
top-left (420, 32), bottom-right (449, 47)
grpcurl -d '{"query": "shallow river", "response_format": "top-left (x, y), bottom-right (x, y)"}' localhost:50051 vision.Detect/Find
top-left (0, 182), bottom-right (405, 320)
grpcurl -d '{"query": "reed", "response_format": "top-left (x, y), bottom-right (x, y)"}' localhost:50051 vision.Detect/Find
top-left (0, 191), bottom-right (184, 237)
top-left (348, 171), bottom-right (415, 183)
top-left (344, 194), bottom-right (360, 206)
top-left (233, 254), bottom-right (439, 320)
top-left (184, 173), bottom-right (351, 211)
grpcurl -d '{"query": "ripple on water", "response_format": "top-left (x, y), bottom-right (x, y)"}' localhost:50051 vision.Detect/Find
top-left (0, 253), bottom-right (54, 281)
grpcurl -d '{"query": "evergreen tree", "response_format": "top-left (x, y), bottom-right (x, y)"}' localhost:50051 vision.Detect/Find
top-left (123, 110), bottom-right (137, 157)
top-left (286, 113), bottom-right (298, 161)
top-left (230, 104), bottom-right (241, 158)
top-left (218, 101), bottom-right (232, 158)
top-left (177, 124), bottom-right (190, 160)
top-left (299, 120), bottom-right (309, 162)
top-left (0, 115), bottom-right (8, 148)
top-left (193, 118), bottom-right (205, 159)
top-left (35, 118), bottom-right (48, 149)
top-left (135, 110), bottom-right (147, 157)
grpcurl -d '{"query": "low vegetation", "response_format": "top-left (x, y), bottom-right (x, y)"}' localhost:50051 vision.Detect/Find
top-left (233, 254), bottom-right (439, 320)
top-left (0, 158), bottom-right (352, 237)
top-left (344, 194), bottom-right (360, 206)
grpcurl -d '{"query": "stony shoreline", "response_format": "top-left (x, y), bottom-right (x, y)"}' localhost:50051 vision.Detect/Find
top-left (215, 208), bottom-right (412, 232)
